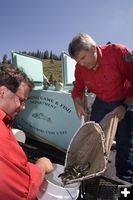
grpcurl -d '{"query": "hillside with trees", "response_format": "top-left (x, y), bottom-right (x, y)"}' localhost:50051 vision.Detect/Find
top-left (0, 50), bottom-right (63, 83)
top-left (43, 59), bottom-right (62, 83)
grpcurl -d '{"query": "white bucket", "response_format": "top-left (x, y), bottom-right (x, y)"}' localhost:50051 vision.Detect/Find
top-left (12, 128), bottom-right (26, 143)
top-left (37, 163), bottom-right (80, 200)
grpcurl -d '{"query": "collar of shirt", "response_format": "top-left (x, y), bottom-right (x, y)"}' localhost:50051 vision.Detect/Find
top-left (0, 109), bottom-right (12, 127)
top-left (96, 45), bottom-right (111, 66)
top-left (76, 44), bottom-right (110, 70)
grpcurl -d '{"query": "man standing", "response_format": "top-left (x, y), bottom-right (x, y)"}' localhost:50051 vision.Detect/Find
top-left (68, 33), bottom-right (133, 183)
top-left (0, 64), bottom-right (53, 199)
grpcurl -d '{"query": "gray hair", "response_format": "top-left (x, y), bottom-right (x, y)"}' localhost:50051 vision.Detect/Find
top-left (68, 33), bottom-right (96, 58)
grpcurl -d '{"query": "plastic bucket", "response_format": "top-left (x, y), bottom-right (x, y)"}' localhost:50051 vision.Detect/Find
top-left (12, 128), bottom-right (26, 143)
top-left (37, 163), bottom-right (80, 200)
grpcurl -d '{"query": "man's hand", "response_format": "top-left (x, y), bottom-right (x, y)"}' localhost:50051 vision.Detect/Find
top-left (109, 105), bottom-right (126, 121)
top-left (35, 157), bottom-right (53, 175)
top-left (76, 104), bottom-right (88, 118)
top-left (73, 97), bottom-right (87, 118)
top-left (124, 97), bottom-right (133, 106)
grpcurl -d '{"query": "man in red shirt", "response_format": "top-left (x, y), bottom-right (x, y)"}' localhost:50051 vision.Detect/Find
top-left (0, 64), bottom-right (53, 200)
top-left (68, 33), bottom-right (133, 183)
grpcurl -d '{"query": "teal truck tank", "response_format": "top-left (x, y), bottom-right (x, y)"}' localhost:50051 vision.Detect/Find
top-left (12, 52), bottom-right (95, 151)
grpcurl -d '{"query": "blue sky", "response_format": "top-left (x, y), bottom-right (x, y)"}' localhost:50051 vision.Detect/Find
top-left (0, 0), bottom-right (133, 61)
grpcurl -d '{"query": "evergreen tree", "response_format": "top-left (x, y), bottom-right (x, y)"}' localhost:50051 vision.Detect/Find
top-left (43, 50), bottom-right (49, 59)
top-left (2, 54), bottom-right (10, 64)
top-left (49, 50), bottom-right (53, 60)
top-left (50, 50), bottom-right (54, 63)
top-left (49, 73), bottom-right (53, 84)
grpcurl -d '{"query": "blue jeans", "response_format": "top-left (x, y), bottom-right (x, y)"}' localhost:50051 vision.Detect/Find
top-left (90, 96), bottom-right (133, 183)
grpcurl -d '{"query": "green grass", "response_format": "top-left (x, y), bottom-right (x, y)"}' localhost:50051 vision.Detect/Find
top-left (43, 59), bottom-right (62, 82)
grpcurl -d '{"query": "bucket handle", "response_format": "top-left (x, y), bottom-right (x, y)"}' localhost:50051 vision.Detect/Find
top-left (80, 115), bottom-right (85, 127)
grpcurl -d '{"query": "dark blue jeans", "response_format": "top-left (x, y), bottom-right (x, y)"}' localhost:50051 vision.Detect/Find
top-left (90, 96), bottom-right (133, 183)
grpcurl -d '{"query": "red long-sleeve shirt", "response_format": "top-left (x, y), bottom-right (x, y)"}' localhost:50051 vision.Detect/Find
top-left (0, 109), bottom-right (42, 200)
top-left (72, 43), bottom-right (133, 102)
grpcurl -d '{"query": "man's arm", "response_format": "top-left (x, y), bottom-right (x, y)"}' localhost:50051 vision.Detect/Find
top-left (124, 97), bottom-right (133, 107)
top-left (73, 97), bottom-right (87, 119)
top-left (108, 97), bottom-right (133, 121)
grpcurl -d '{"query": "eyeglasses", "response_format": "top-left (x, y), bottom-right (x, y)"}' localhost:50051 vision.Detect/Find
top-left (77, 55), bottom-right (86, 65)
top-left (14, 93), bottom-right (26, 107)
top-left (8, 88), bottom-right (26, 107)
top-left (6, 87), bottom-right (27, 107)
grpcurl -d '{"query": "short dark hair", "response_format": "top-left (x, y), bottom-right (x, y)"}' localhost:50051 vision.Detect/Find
top-left (0, 64), bottom-right (34, 93)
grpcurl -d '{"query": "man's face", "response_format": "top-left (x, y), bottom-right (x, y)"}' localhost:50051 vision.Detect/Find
top-left (75, 47), bottom-right (97, 70)
top-left (2, 82), bottom-right (30, 118)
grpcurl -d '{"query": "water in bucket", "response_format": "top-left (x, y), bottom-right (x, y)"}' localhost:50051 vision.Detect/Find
top-left (37, 163), bottom-right (80, 200)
